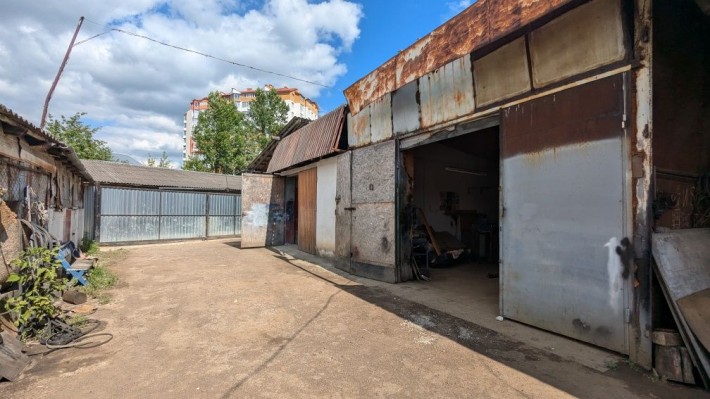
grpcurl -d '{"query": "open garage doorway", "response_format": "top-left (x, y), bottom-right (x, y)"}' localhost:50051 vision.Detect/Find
top-left (401, 124), bottom-right (501, 318)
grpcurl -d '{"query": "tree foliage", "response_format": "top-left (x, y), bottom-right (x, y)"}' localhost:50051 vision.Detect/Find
top-left (248, 87), bottom-right (289, 138)
top-left (183, 89), bottom-right (285, 174)
top-left (46, 112), bottom-right (113, 161)
top-left (183, 92), bottom-right (249, 174)
top-left (147, 151), bottom-right (171, 168)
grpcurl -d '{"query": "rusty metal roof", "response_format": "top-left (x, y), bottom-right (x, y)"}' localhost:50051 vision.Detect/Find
top-left (343, 0), bottom-right (577, 114)
top-left (245, 117), bottom-right (311, 173)
top-left (82, 160), bottom-right (241, 191)
top-left (0, 103), bottom-right (92, 181)
top-left (267, 106), bottom-right (346, 173)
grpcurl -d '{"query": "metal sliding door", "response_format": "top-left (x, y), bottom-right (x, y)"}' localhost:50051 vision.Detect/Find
top-left (500, 75), bottom-right (628, 353)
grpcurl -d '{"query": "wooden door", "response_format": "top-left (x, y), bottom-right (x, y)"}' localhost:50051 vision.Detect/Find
top-left (297, 168), bottom-right (317, 254)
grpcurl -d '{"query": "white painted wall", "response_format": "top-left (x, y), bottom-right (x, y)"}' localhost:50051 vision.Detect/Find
top-left (316, 157), bottom-right (337, 257)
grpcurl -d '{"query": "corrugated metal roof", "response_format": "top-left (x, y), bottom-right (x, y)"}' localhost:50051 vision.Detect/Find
top-left (245, 117), bottom-right (311, 173)
top-left (82, 160), bottom-right (241, 191)
top-left (266, 106), bottom-right (346, 173)
top-left (343, 0), bottom-right (577, 114)
top-left (0, 103), bottom-right (91, 181)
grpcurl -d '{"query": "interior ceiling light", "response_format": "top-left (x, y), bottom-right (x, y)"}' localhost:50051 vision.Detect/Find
top-left (445, 167), bottom-right (487, 176)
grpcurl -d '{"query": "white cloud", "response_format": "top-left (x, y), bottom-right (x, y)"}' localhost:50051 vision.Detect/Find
top-left (0, 0), bottom-right (363, 166)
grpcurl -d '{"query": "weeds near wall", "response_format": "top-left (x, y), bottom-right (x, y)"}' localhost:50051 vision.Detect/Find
top-left (1, 247), bottom-right (71, 339)
top-left (79, 248), bottom-right (125, 305)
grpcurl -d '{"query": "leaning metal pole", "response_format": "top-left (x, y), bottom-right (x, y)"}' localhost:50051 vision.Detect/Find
top-left (39, 16), bottom-right (84, 130)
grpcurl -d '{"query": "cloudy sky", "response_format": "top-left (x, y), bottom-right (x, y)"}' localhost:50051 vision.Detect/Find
top-left (0, 0), bottom-right (473, 167)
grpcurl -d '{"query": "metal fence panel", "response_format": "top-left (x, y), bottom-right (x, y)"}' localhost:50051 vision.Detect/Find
top-left (83, 186), bottom-right (95, 240)
top-left (101, 188), bottom-right (160, 215)
top-left (208, 216), bottom-right (235, 236)
top-left (98, 187), bottom-right (240, 243)
top-left (209, 194), bottom-right (236, 215)
top-left (100, 216), bottom-right (160, 242)
top-left (160, 216), bottom-right (206, 240)
top-left (162, 191), bottom-right (206, 215)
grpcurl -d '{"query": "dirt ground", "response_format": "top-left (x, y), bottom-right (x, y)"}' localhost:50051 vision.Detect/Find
top-left (0, 239), bottom-right (707, 398)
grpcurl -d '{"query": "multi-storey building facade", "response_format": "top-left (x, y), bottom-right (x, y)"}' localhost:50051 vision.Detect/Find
top-left (183, 85), bottom-right (318, 160)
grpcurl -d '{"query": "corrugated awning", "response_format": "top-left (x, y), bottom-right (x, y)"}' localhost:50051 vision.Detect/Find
top-left (245, 117), bottom-right (310, 173)
top-left (266, 105), bottom-right (346, 173)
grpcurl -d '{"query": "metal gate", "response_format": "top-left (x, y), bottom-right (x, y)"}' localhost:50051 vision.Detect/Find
top-left (500, 75), bottom-right (628, 353)
top-left (98, 187), bottom-right (241, 244)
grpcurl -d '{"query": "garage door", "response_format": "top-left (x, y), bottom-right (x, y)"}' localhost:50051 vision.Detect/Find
top-left (500, 75), bottom-right (628, 353)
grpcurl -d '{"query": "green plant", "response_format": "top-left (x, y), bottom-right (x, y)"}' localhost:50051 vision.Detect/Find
top-left (80, 236), bottom-right (100, 256)
top-left (1, 247), bottom-right (71, 339)
top-left (80, 265), bottom-right (118, 304)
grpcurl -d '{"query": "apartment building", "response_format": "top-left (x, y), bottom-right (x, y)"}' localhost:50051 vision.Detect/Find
top-left (183, 85), bottom-right (319, 160)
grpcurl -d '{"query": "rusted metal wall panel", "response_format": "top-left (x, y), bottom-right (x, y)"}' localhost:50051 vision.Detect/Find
top-left (344, 0), bottom-right (575, 114)
top-left (529, 0), bottom-right (625, 88)
top-left (419, 56), bottom-right (475, 129)
top-left (350, 141), bottom-right (396, 272)
top-left (347, 105), bottom-right (370, 148)
top-left (298, 168), bottom-right (317, 254)
top-left (500, 76), bottom-right (628, 354)
top-left (240, 173), bottom-right (285, 248)
top-left (369, 93), bottom-right (393, 143)
top-left (474, 37), bottom-right (531, 107)
top-left (392, 80), bottom-right (420, 135)
top-left (343, 58), bottom-right (396, 116)
top-left (502, 74), bottom-right (624, 157)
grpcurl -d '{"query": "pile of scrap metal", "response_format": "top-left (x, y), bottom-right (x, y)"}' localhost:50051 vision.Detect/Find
top-left (652, 228), bottom-right (710, 387)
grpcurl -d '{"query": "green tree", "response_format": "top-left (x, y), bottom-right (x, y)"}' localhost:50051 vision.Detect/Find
top-left (147, 151), bottom-right (171, 168)
top-left (183, 91), bottom-right (249, 174)
top-left (248, 87), bottom-right (289, 138)
top-left (46, 112), bottom-right (113, 161)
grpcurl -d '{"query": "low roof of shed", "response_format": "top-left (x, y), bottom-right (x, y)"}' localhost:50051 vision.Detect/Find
top-left (82, 160), bottom-right (241, 191)
top-left (0, 104), bottom-right (92, 181)
top-left (266, 105), bottom-right (346, 173)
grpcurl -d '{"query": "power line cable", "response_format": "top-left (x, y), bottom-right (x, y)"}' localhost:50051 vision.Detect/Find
top-left (78, 18), bottom-right (330, 88)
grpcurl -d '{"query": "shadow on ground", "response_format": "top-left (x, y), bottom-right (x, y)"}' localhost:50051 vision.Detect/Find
top-left (224, 243), bottom-right (708, 399)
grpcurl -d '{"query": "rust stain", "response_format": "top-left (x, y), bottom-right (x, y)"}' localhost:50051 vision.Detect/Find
top-left (344, 0), bottom-right (574, 114)
top-left (501, 74), bottom-right (624, 158)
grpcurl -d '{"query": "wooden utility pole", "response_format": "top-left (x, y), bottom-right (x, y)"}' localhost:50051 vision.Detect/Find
top-left (40, 16), bottom-right (84, 130)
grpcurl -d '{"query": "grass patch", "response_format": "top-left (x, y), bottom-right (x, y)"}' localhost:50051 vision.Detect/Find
top-left (79, 249), bottom-right (126, 304)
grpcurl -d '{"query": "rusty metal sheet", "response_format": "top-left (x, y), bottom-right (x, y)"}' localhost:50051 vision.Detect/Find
top-left (266, 106), bottom-right (346, 173)
top-left (347, 105), bottom-right (370, 148)
top-left (501, 74), bottom-right (624, 158)
top-left (500, 73), bottom-right (627, 354)
top-left (474, 36), bottom-right (531, 107)
top-left (392, 80), bottom-right (420, 135)
top-left (419, 56), bottom-right (475, 128)
top-left (344, 0), bottom-right (575, 114)
top-left (369, 93), bottom-right (393, 143)
top-left (529, 0), bottom-right (626, 88)
top-left (343, 57), bottom-right (396, 116)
